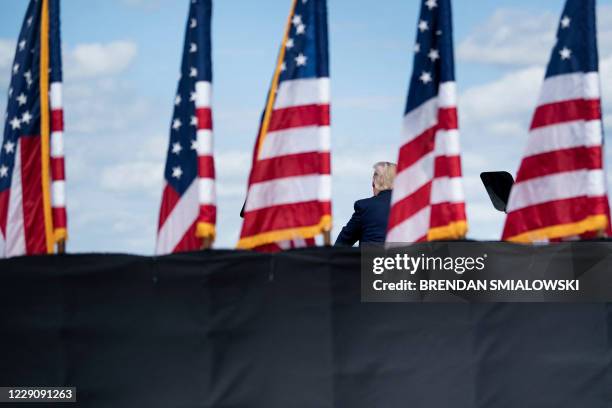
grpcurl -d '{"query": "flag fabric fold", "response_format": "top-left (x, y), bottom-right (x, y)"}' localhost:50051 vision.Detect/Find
top-left (387, 0), bottom-right (467, 243)
top-left (0, 0), bottom-right (66, 258)
top-left (237, 0), bottom-right (331, 250)
top-left (156, 0), bottom-right (216, 254)
top-left (502, 0), bottom-right (611, 242)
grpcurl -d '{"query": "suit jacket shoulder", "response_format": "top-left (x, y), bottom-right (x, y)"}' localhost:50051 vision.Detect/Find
top-left (335, 190), bottom-right (392, 246)
top-left (354, 197), bottom-right (371, 211)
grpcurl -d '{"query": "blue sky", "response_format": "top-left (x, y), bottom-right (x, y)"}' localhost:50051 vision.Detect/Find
top-left (2, 0), bottom-right (612, 253)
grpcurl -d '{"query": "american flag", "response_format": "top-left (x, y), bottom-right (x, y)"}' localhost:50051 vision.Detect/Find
top-left (237, 0), bottom-right (331, 249)
top-left (0, 0), bottom-right (66, 258)
top-left (386, 0), bottom-right (467, 243)
top-left (503, 0), bottom-right (611, 242)
top-left (156, 0), bottom-right (216, 254)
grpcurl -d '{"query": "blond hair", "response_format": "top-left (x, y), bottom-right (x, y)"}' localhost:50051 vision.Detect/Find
top-left (372, 161), bottom-right (397, 193)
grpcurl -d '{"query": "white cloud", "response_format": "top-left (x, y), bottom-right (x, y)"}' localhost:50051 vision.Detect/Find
top-left (100, 161), bottom-right (164, 194)
top-left (458, 6), bottom-right (612, 67)
top-left (333, 148), bottom-right (395, 176)
top-left (460, 66), bottom-right (543, 126)
top-left (0, 39), bottom-right (15, 70)
top-left (214, 150), bottom-right (250, 199)
top-left (65, 41), bottom-right (137, 79)
top-left (598, 55), bottom-right (612, 103)
top-left (0, 39), bottom-right (15, 90)
top-left (0, 38), bottom-right (137, 80)
top-left (65, 83), bottom-right (152, 134)
top-left (456, 39), bottom-right (612, 142)
top-left (461, 152), bottom-right (492, 173)
top-left (466, 201), bottom-right (505, 227)
top-left (215, 150), bottom-right (251, 175)
top-left (457, 9), bottom-right (556, 66)
top-left (596, 5), bottom-right (612, 58)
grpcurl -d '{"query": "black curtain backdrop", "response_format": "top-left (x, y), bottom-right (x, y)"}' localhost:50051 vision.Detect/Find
top-left (0, 248), bottom-right (611, 408)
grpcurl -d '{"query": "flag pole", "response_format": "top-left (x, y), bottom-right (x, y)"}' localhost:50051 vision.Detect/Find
top-left (200, 236), bottom-right (213, 250)
top-left (322, 230), bottom-right (331, 246)
top-left (263, 0), bottom-right (332, 248)
top-left (255, 0), bottom-right (298, 157)
top-left (237, 0), bottom-right (331, 250)
top-left (40, 0), bottom-right (55, 254)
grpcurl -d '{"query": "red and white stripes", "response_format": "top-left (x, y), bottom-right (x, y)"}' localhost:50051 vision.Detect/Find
top-left (238, 77), bottom-right (332, 249)
top-left (503, 72), bottom-right (611, 241)
top-left (194, 80), bottom-right (216, 238)
top-left (0, 136), bottom-right (48, 257)
top-left (155, 0), bottom-right (215, 254)
top-left (156, 180), bottom-right (200, 253)
top-left (155, 80), bottom-right (215, 254)
top-left (49, 81), bottom-right (67, 240)
top-left (0, 142), bottom-right (25, 257)
top-left (387, 82), bottom-right (467, 243)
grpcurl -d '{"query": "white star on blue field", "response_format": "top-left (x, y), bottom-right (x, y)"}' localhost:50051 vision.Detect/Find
top-left (2, 0), bottom-right (612, 253)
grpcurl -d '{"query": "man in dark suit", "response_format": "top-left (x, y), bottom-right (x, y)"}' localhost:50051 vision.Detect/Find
top-left (335, 162), bottom-right (397, 246)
